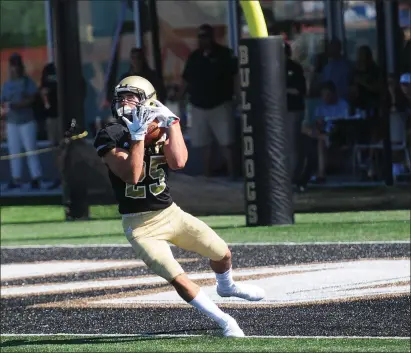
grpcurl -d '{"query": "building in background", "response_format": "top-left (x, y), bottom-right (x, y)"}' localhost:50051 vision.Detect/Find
top-left (1, 0), bottom-right (409, 138)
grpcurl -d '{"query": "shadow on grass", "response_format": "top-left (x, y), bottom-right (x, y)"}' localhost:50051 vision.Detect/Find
top-left (1, 218), bottom-right (120, 226)
top-left (0, 336), bottom-right (168, 348)
top-left (2, 219), bottom-right (407, 229)
top-left (210, 219), bottom-right (408, 230)
top-left (1, 233), bottom-right (124, 243)
top-left (0, 331), bottom-right (211, 348)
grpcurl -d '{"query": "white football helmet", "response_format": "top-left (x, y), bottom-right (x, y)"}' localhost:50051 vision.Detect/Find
top-left (111, 75), bottom-right (157, 119)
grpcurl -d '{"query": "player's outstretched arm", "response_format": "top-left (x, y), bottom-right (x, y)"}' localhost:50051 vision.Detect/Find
top-left (149, 99), bottom-right (187, 170)
top-left (164, 122), bottom-right (188, 170)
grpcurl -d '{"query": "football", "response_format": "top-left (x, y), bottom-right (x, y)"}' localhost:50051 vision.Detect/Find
top-left (145, 118), bottom-right (166, 144)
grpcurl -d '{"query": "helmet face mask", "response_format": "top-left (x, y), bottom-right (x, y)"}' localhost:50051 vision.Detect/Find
top-left (114, 92), bottom-right (141, 118)
top-left (111, 76), bottom-right (157, 120)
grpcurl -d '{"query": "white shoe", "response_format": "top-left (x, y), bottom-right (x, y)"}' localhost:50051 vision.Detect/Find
top-left (222, 316), bottom-right (245, 337)
top-left (217, 283), bottom-right (265, 302)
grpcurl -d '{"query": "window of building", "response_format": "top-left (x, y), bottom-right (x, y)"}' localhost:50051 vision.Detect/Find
top-left (77, 0), bottom-right (134, 131)
top-left (0, 1), bottom-right (47, 85)
top-left (240, 1), bottom-right (327, 97)
top-left (343, 0), bottom-right (378, 63)
top-left (0, 0), bottom-right (47, 142)
top-left (157, 0), bottom-right (228, 86)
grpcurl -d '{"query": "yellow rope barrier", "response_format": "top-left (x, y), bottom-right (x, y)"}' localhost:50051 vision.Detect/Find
top-left (0, 131), bottom-right (88, 161)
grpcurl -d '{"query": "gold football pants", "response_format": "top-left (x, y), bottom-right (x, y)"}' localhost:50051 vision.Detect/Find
top-left (122, 203), bottom-right (228, 282)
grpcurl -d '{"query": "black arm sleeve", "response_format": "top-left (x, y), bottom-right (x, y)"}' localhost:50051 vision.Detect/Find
top-left (93, 128), bottom-right (116, 158)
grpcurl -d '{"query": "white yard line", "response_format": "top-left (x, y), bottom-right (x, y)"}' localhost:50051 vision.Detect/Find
top-left (1, 241), bottom-right (410, 249)
top-left (0, 333), bottom-right (408, 340)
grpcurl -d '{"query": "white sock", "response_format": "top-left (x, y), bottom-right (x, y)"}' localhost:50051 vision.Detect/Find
top-left (189, 289), bottom-right (229, 328)
top-left (216, 267), bottom-right (235, 291)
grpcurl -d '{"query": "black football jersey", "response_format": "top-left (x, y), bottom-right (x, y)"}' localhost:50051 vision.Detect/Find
top-left (93, 122), bottom-right (173, 214)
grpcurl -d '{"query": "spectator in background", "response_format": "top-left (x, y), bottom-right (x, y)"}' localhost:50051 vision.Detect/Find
top-left (350, 45), bottom-right (381, 128)
top-left (0, 53), bottom-right (43, 190)
top-left (388, 74), bottom-right (410, 112)
top-left (321, 39), bottom-right (352, 100)
top-left (400, 73), bottom-right (411, 107)
top-left (40, 63), bottom-right (61, 190)
top-left (293, 113), bottom-right (323, 192)
top-left (313, 38), bottom-right (328, 75)
top-left (399, 73), bottom-right (411, 171)
top-left (284, 42), bottom-right (307, 179)
top-left (178, 24), bottom-right (239, 179)
top-left (308, 38), bottom-right (328, 98)
top-left (349, 46), bottom-right (382, 180)
top-left (386, 73), bottom-right (410, 178)
top-left (120, 47), bottom-right (166, 102)
top-left (314, 81), bottom-right (349, 183)
top-left (305, 39), bottom-right (328, 147)
top-left (400, 28), bottom-right (410, 73)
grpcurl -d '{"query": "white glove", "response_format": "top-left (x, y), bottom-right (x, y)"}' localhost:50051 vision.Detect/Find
top-left (150, 99), bottom-right (180, 128)
top-left (122, 106), bottom-right (157, 141)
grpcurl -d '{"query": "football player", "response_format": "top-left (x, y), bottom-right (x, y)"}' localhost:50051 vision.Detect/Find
top-left (93, 76), bottom-right (265, 337)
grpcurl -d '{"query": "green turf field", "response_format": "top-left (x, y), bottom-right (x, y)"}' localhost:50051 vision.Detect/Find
top-left (0, 335), bottom-right (409, 353)
top-left (1, 206), bottom-right (409, 246)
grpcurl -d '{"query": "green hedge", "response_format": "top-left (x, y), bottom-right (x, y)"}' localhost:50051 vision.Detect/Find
top-left (0, 1), bottom-right (47, 49)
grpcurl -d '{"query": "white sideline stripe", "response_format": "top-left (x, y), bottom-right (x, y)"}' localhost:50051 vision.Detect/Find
top-left (0, 333), bottom-right (409, 340)
top-left (1, 241), bottom-right (410, 249)
top-left (2, 259), bottom-right (409, 299)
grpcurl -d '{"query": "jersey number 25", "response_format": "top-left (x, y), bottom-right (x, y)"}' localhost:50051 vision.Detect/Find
top-left (125, 156), bottom-right (167, 199)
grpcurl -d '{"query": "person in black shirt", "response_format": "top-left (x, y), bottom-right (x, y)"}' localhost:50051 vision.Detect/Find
top-left (39, 63), bottom-right (61, 189)
top-left (94, 75), bottom-right (264, 337)
top-left (400, 73), bottom-right (411, 106)
top-left (178, 24), bottom-right (239, 178)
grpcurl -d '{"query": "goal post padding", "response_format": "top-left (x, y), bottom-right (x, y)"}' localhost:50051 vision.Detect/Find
top-left (239, 36), bottom-right (294, 226)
